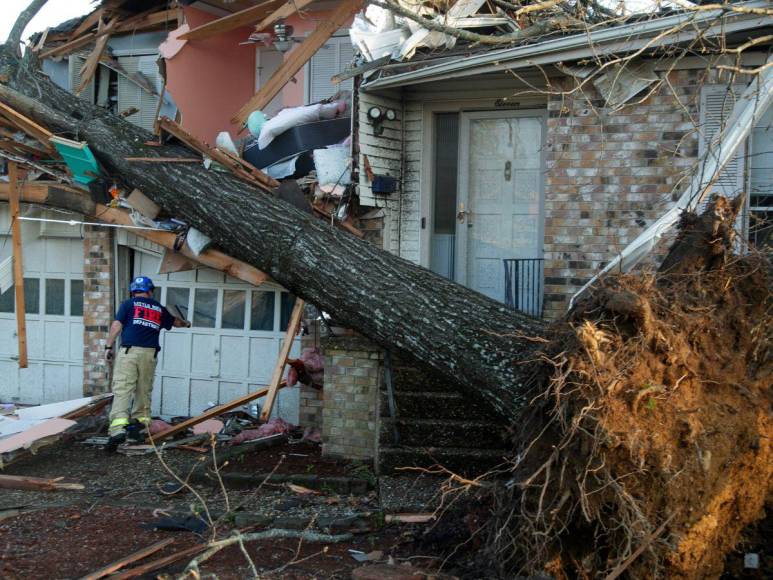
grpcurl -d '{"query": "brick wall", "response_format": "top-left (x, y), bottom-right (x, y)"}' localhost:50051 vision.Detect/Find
top-left (542, 70), bottom-right (705, 318)
top-left (321, 336), bottom-right (382, 461)
top-left (82, 225), bottom-right (114, 395)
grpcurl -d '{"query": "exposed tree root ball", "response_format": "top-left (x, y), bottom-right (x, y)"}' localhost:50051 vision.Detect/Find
top-left (484, 257), bottom-right (771, 579)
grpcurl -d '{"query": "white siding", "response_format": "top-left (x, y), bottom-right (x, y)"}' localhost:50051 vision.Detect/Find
top-left (358, 90), bottom-right (422, 264)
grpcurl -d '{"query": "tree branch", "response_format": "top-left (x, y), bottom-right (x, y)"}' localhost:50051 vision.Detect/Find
top-left (370, 0), bottom-right (582, 46)
top-left (7, 0), bottom-right (50, 57)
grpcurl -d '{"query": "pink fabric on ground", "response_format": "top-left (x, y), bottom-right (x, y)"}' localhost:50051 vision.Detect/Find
top-left (149, 419), bottom-right (172, 435)
top-left (230, 417), bottom-right (293, 445)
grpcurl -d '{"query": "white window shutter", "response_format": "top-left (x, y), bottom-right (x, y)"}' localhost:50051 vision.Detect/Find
top-left (699, 85), bottom-right (747, 200)
top-left (308, 36), bottom-right (353, 104)
top-left (117, 56), bottom-right (162, 131)
top-left (68, 56), bottom-right (95, 103)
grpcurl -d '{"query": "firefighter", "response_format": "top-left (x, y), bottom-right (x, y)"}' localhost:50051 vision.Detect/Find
top-left (104, 276), bottom-right (190, 449)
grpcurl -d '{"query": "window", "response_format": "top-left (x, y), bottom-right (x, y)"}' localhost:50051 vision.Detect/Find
top-left (0, 279), bottom-right (41, 314)
top-left (70, 280), bottom-right (84, 317)
top-left (307, 36), bottom-right (354, 104)
top-left (193, 288), bottom-right (217, 328)
top-left (0, 285), bottom-right (12, 313)
top-left (250, 291), bottom-right (275, 331)
top-left (45, 279), bottom-right (65, 315)
top-left (280, 292), bottom-right (296, 331)
top-left (166, 287), bottom-right (190, 320)
top-left (430, 113), bottom-right (460, 279)
top-left (222, 290), bottom-right (246, 329)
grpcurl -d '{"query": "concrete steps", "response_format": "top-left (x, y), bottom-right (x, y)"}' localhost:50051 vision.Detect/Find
top-left (379, 418), bottom-right (507, 449)
top-left (377, 360), bottom-right (510, 477)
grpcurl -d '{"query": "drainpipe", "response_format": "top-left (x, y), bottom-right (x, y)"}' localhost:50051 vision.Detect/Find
top-left (570, 56), bottom-right (773, 310)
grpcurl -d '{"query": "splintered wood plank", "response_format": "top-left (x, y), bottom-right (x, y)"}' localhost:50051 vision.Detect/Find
top-left (180, 0), bottom-right (281, 41)
top-left (116, 8), bottom-right (178, 33)
top-left (8, 162), bottom-right (27, 369)
top-left (92, 204), bottom-right (270, 289)
top-left (232, 0), bottom-right (364, 125)
top-left (0, 474), bottom-right (83, 492)
top-left (67, 8), bottom-right (103, 42)
top-left (260, 298), bottom-right (304, 421)
top-left (80, 538), bottom-right (176, 580)
top-left (156, 117), bottom-right (278, 188)
top-left (147, 381), bottom-right (287, 443)
top-left (253, 0), bottom-right (318, 32)
top-left (111, 545), bottom-right (207, 580)
top-left (77, 17), bottom-right (119, 96)
top-left (0, 103), bottom-right (54, 151)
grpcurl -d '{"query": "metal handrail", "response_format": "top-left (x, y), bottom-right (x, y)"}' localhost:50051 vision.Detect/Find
top-left (504, 258), bottom-right (544, 318)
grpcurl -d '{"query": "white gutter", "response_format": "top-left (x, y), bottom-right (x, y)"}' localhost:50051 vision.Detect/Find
top-left (569, 55), bottom-right (773, 309)
top-left (362, 0), bottom-right (772, 90)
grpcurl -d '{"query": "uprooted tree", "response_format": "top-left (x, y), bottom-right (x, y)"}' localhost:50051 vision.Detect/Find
top-left (1, 1), bottom-right (771, 578)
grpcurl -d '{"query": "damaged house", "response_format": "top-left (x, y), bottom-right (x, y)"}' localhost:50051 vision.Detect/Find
top-left (0, 0), bottom-right (771, 476)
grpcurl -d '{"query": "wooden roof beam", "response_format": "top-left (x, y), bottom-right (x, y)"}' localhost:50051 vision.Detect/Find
top-left (179, 0), bottom-right (282, 41)
top-left (232, 0), bottom-right (364, 125)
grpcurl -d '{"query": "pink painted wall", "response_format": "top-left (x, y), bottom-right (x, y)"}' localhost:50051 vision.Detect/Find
top-left (165, 7), bottom-right (352, 142)
top-left (165, 7), bottom-right (257, 144)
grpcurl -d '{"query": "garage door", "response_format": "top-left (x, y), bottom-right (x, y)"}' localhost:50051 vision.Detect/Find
top-left (0, 206), bottom-right (84, 404)
top-left (129, 249), bottom-right (301, 423)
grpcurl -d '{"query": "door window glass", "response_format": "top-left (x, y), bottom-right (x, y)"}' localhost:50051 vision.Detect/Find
top-left (250, 291), bottom-right (275, 331)
top-left (280, 292), bottom-right (296, 331)
top-left (222, 290), bottom-right (246, 329)
top-left (0, 285), bottom-right (13, 313)
top-left (25, 278), bottom-right (40, 315)
top-left (166, 287), bottom-right (190, 321)
top-left (70, 280), bottom-right (84, 316)
top-left (45, 279), bottom-right (65, 315)
top-left (193, 288), bottom-right (217, 328)
top-left (430, 113), bottom-right (459, 279)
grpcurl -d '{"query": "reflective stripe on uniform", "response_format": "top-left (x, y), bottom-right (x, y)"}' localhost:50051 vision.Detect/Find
top-left (135, 417), bottom-right (151, 424)
top-left (110, 417), bottom-right (130, 428)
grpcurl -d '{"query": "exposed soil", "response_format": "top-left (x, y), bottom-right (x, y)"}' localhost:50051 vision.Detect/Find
top-left (221, 440), bottom-right (355, 478)
top-left (0, 504), bottom-right (412, 579)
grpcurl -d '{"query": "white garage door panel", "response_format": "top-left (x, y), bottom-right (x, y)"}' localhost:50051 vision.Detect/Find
top-left (44, 321), bottom-right (68, 360)
top-left (219, 381), bottom-right (247, 403)
top-left (191, 334), bottom-right (218, 376)
top-left (220, 335), bottom-right (249, 379)
top-left (0, 360), bottom-right (19, 400)
top-left (161, 375), bottom-right (189, 416)
top-left (69, 365), bottom-right (84, 399)
top-left (190, 378), bottom-right (219, 415)
top-left (19, 364), bottom-right (43, 402)
top-left (0, 206), bottom-right (85, 405)
top-left (249, 338), bottom-right (280, 384)
top-left (43, 363), bottom-right (68, 403)
top-left (45, 242), bottom-right (71, 274)
top-left (69, 324), bottom-right (82, 360)
top-left (151, 375), bottom-right (162, 415)
top-left (253, 385), bottom-right (300, 424)
top-left (162, 333), bottom-right (192, 373)
top-left (127, 249), bottom-right (300, 420)
top-left (0, 320), bottom-right (16, 355)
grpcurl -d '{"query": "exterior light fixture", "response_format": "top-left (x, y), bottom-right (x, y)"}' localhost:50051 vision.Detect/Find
top-left (367, 106), bottom-right (396, 135)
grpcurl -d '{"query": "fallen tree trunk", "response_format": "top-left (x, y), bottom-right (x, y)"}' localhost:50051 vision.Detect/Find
top-left (0, 46), bottom-right (546, 423)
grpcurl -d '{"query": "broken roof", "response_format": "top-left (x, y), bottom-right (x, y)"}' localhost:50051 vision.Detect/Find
top-left (355, 0), bottom-right (772, 90)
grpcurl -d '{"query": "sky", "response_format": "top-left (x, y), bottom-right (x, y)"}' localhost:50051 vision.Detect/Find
top-left (0, 0), bottom-right (95, 44)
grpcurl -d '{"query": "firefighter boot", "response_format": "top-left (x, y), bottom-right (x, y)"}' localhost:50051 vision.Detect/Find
top-left (126, 420), bottom-right (146, 444)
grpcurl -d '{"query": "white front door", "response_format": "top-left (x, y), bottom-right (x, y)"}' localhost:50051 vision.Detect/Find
top-left (256, 48), bottom-right (284, 117)
top-left (0, 206), bottom-right (84, 404)
top-left (129, 250), bottom-right (300, 422)
top-left (456, 111), bottom-right (545, 311)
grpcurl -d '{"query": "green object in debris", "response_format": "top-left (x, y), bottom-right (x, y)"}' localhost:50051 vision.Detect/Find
top-left (50, 136), bottom-right (99, 185)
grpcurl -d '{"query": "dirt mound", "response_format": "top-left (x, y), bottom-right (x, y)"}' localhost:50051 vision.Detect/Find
top-left (482, 255), bottom-right (772, 579)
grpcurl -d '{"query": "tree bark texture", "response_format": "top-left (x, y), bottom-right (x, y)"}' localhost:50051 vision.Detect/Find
top-left (0, 48), bottom-right (547, 423)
